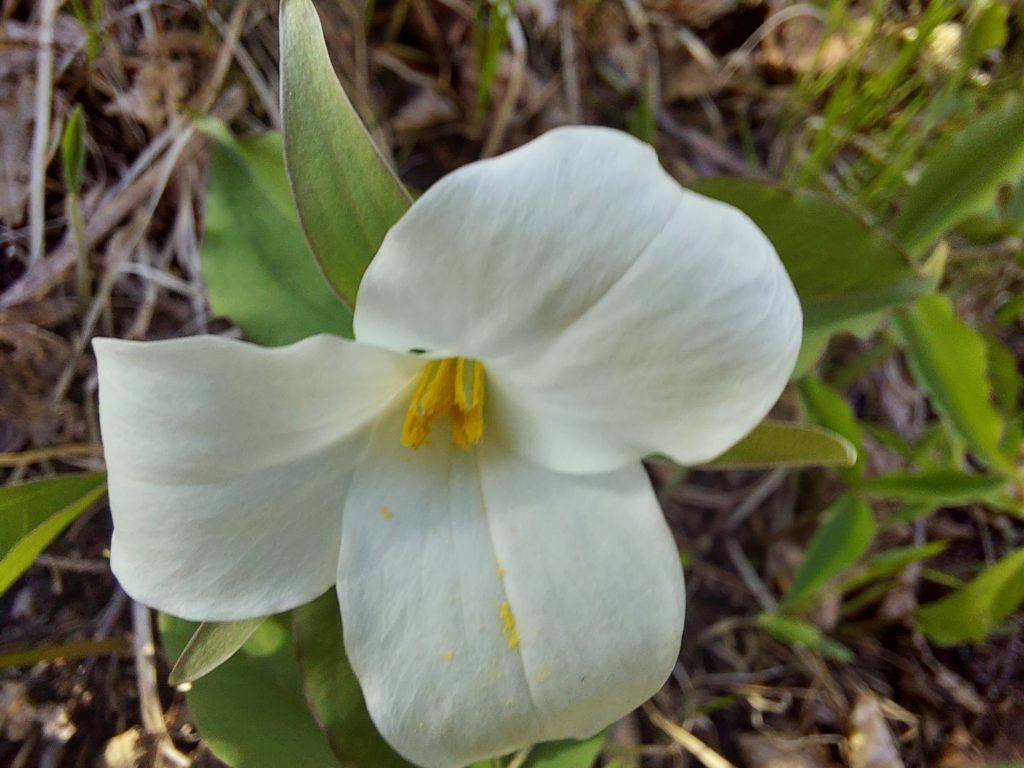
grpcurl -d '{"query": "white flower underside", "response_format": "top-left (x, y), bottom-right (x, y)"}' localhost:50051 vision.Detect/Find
top-left (94, 127), bottom-right (802, 768)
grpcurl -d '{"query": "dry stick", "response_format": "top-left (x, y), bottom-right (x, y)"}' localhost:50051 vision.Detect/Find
top-left (505, 746), bottom-right (533, 768)
top-left (725, 537), bottom-right (778, 612)
top-left (339, 0), bottom-right (395, 161)
top-left (721, 3), bottom-right (825, 80)
top-left (559, 7), bottom-right (581, 123)
top-left (187, 0), bottom-right (279, 125)
top-left (656, 111), bottom-right (751, 176)
top-left (28, 0), bottom-right (61, 265)
top-left (35, 554), bottom-right (109, 574)
top-left (131, 601), bottom-right (192, 768)
top-left (655, 464), bottom-right (688, 508)
top-left (115, 2), bottom-right (247, 337)
top-left (132, 601), bottom-right (165, 735)
top-left (481, 13), bottom-right (527, 158)
top-left (116, 0), bottom-right (244, 340)
top-left (193, 0), bottom-right (252, 115)
top-left (172, 179), bottom-right (208, 332)
top-left (248, 16), bottom-right (285, 88)
top-left (430, 0), bottom-right (473, 19)
top-left (1, 90), bottom-right (244, 311)
top-left (642, 7), bottom-right (750, 179)
top-left (372, 49), bottom-right (441, 90)
top-left (51, 124), bottom-right (198, 403)
top-left (698, 94), bottom-right (727, 144)
top-left (0, 442), bottom-right (102, 468)
top-left (348, 0), bottom-right (372, 112)
top-left (722, 468), bottom-right (787, 531)
top-left (7, 0), bottom-right (248, 306)
top-left (124, 242), bottom-right (160, 340)
top-left (410, 0), bottom-right (451, 86)
top-left (80, 586), bottom-right (129, 680)
top-left (643, 703), bottom-right (738, 768)
top-left (669, 24), bottom-right (718, 71)
top-left (38, 739), bottom-right (68, 768)
top-left (10, 731), bottom-right (39, 768)
top-left (119, 261), bottom-right (204, 298)
top-left (101, 124), bottom-right (178, 206)
top-left (317, 0), bottom-right (385, 158)
top-left (724, 540), bottom-right (847, 711)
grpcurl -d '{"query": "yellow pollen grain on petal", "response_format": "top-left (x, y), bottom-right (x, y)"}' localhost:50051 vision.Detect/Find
top-left (499, 601), bottom-right (520, 649)
top-left (496, 565), bottom-right (506, 577)
top-left (402, 357), bottom-right (486, 450)
top-left (378, 505), bottom-right (393, 520)
top-left (440, 650), bottom-right (454, 663)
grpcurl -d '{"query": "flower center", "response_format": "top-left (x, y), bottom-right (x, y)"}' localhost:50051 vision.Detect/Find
top-left (401, 357), bottom-right (485, 449)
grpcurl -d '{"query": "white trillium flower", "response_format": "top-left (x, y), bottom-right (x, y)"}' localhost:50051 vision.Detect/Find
top-left (94, 127), bottom-right (801, 768)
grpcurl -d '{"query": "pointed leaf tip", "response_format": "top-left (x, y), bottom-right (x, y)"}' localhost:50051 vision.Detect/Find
top-left (705, 420), bottom-right (857, 470)
top-left (280, 0), bottom-right (410, 306)
top-left (168, 617), bottom-right (265, 686)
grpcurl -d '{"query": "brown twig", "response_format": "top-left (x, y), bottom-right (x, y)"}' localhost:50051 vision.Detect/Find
top-left (131, 601), bottom-right (192, 767)
top-left (643, 703), bottom-right (738, 768)
top-left (28, 0), bottom-right (61, 265)
top-left (1, 90), bottom-right (244, 311)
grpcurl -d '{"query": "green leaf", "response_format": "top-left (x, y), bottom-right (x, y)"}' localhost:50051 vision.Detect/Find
top-left (692, 179), bottom-right (930, 369)
top-left (0, 637), bottom-right (129, 668)
top-left (756, 613), bottom-right (853, 662)
top-left (291, 593), bottom-right (604, 768)
top-left (863, 541), bottom-right (948, 572)
top-left (842, 541), bottom-right (948, 592)
top-left (0, 473), bottom-right (107, 597)
top-left (280, 0), bottom-right (410, 306)
top-left (1007, 177), bottom-right (1024, 236)
top-left (793, 312), bottom-right (883, 379)
top-left (704, 420), bottom-right (856, 469)
top-left (985, 335), bottom-right (1021, 414)
top-left (628, 86), bottom-right (656, 145)
top-left (200, 122), bottom-right (352, 346)
top-left (783, 496), bottom-right (875, 609)
top-left (474, 0), bottom-right (514, 116)
top-left (800, 376), bottom-right (865, 482)
top-left (168, 618), bottom-right (266, 686)
top-left (159, 612), bottom-right (341, 768)
top-left (292, 592), bottom-right (410, 768)
top-left (917, 546), bottom-right (1024, 646)
top-left (996, 291), bottom-right (1024, 325)
top-left (894, 96), bottom-right (1024, 256)
top-left (61, 105), bottom-right (87, 196)
top-left (964, 1), bottom-right (1009, 64)
top-left (68, 0), bottom-right (104, 61)
top-left (894, 294), bottom-right (1016, 476)
top-left (889, 500), bottom-right (941, 524)
top-left (522, 733), bottom-right (606, 768)
top-left (860, 469), bottom-right (1009, 505)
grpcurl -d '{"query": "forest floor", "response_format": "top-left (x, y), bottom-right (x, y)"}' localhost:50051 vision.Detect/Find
top-left (1, 1), bottom-right (1023, 767)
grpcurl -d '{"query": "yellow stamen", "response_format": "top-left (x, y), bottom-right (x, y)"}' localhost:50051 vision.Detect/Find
top-left (401, 357), bottom-right (486, 449)
top-left (499, 601), bottom-right (520, 648)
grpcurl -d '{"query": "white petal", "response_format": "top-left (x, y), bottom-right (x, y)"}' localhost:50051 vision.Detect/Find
top-left (337, 409), bottom-right (685, 768)
top-left (94, 334), bottom-right (420, 621)
top-left (355, 126), bottom-right (801, 473)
